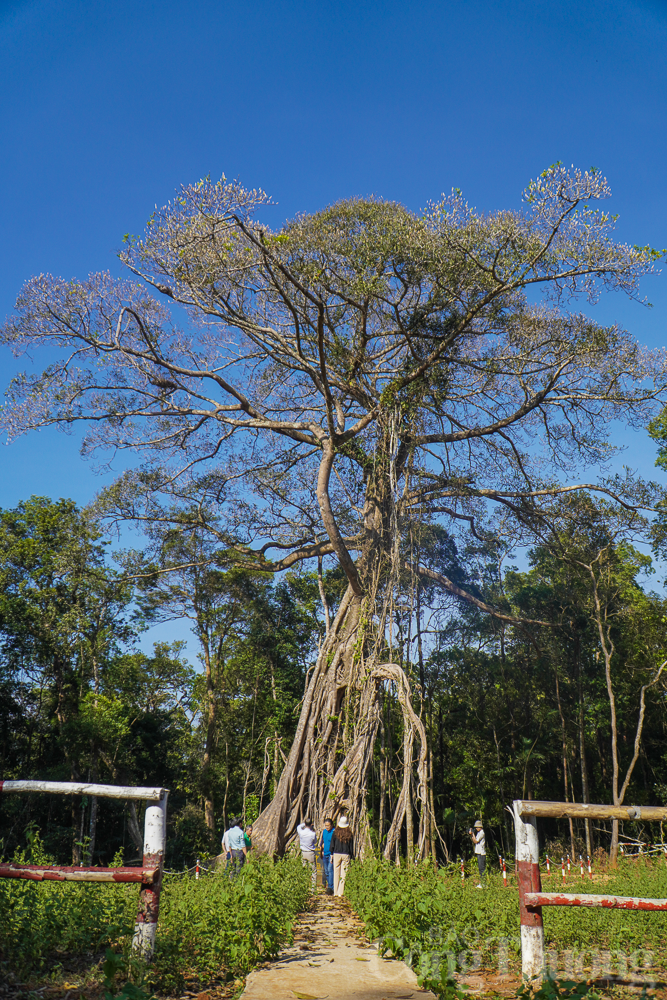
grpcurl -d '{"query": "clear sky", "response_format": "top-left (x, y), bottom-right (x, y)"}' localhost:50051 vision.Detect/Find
top-left (1, 0), bottom-right (666, 648)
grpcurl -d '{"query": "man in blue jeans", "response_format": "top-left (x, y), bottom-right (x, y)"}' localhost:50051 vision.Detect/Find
top-left (319, 817), bottom-right (334, 894)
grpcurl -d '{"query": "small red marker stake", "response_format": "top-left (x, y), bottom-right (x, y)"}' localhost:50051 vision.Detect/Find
top-left (502, 857), bottom-right (507, 887)
top-left (587, 855), bottom-right (592, 880)
top-left (579, 854), bottom-right (584, 879)
top-left (460, 857), bottom-right (465, 883)
top-left (546, 854), bottom-right (551, 876)
top-left (567, 854), bottom-right (571, 873)
top-left (561, 856), bottom-right (565, 882)
top-left (195, 858), bottom-right (200, 880)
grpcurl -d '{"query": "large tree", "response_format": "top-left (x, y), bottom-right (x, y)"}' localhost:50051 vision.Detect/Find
top-left (2, 165), bottom-right (666, 855)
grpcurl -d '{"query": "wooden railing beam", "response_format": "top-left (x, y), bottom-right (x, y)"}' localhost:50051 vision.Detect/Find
top-left (516, 800), bottom-right (667, 821)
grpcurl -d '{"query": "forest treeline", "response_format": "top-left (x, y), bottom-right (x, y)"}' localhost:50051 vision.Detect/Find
top-left (2, 490), bottom-right (666, 869)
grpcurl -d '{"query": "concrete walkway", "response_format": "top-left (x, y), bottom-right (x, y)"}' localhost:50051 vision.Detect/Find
top-left (241, 890), bottom-right (437, 1000)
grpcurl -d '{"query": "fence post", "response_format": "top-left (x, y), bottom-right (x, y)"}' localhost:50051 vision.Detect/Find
top-left (513, 800), bottom-right (544, 982)
top-left (132, 793), bottom-right (168, 958)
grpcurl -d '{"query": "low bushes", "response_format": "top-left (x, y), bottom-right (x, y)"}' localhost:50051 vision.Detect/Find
top-left (150, 855), bottom-right (310, 990)
top-left (0, 840), bottom-right (310, 991)
top-left (345, 857), bottom-right (667, 994)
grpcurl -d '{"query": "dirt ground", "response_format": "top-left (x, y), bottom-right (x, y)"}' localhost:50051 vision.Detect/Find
top-left (241, 889), bottom-right (438, 1000)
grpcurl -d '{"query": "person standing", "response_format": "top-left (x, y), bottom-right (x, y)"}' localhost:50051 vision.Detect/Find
top-left (221, 824), bottom-right (231, 864)
top-left (297, 817), bottom-right (318, 888)
top-left (243, 824), bottom-right (253, 852)
top-left (227, 817), bottom-right (247, 878)
top-left (319, 817), bottom-right (334, 894)
top-left (331, 816), bottom-right (354, 896)
top-left (470, 819), bottom-right (486, 887)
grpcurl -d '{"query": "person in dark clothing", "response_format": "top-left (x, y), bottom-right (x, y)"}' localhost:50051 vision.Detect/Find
top-left (330, 815), bottom-right (354, 896)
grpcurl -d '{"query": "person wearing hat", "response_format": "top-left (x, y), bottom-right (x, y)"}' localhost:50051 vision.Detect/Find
top-left (296, 817), bottom-right (318, 889)
top-left (470, 820), bottom-right (486, 887)
top-left (330, 815), bottom-right (354, 896)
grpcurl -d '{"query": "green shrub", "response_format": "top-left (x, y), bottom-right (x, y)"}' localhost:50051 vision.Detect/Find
top-left (0, 838), bottom-right (136, 978)
top-left (0, 847), bottom-right (310, 990)
top-left (149, 855), bottom-right (310, 990)
top-left (345, 857), bottom-right (667, 995)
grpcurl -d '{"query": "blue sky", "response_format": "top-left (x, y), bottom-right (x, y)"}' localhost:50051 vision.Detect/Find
top-left (1, 0), bottom-right (666, 652)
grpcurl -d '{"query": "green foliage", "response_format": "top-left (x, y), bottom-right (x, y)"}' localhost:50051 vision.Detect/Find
top-left (0, 852), bottom-right (310, 991)
top-left (345, 857), bottom-right (667, 996)
top-left (345, 857), bottom-right (520, 994)
top-left (102, 948), bottom-right (155, 1000)
top-left (0, 844), bottom-right (137, 977)
top-left (149, 855), bottom-right (310, 990)
top-left (518, 977), bottom-right (599, 1000)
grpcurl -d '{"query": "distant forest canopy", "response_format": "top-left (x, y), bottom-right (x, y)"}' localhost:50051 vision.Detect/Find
top-left (1, 491), bottom-right (666, 869)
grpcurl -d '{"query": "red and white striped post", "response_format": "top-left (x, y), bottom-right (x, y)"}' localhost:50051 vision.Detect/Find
top-left (132, 793), bottom-right (168, 958)
top-left (561, 856), bottom-right (565, 882)
top-left (512, 800), bottom-right (544, 982)
top-left (587, 855), bottom-right (592, 880)
top-left (512, 799), bottom-right (667, 982)
top-left (460, 857), bottom-right (465, 883)
top-left (579, 854), bottom-right (584, 879)
top-left (545, 854), bottom-right (551, 876)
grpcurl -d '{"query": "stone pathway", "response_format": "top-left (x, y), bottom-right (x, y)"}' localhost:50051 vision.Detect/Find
top-left (241, 890), bottom-right (437, 1000)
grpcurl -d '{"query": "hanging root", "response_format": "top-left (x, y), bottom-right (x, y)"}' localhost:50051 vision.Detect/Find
top-left (373, 662), bottom-right (429, 860)
top-left (252, 585), bottom-right (429, 858)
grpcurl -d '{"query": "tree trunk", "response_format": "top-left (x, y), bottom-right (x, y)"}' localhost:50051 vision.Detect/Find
top-left (404, 742), bottom-right (414, 864)
top-left (252, 586), bottom-right (428, 856)
top-left (201, 638), bottom-right (217, 835)
top-left (589, 574), bottom-right (666, 865)
top-left (429, 748), bottom-right (438, 866)
top-left (70, 765), bottom-right (82, 864)
top-left (87, 753), bottom-right (99, 867)
top-left (378, 708), bottom-right (387, 846)
top-left (576, 642), bottom-right (592, 857)
top-left (128, 801), bottom-right (144, 856)
top-left (554, 665), bottom-right (576, 860)
top-left (254, 425), bottom-right (431, 857)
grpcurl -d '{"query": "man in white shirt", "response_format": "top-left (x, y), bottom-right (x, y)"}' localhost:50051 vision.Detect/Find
top-left (470, 819), bottom-right (486, 888)
top-left (225, 818), bottom-right (247, 878)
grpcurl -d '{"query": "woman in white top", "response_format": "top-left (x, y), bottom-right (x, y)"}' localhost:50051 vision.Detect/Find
top-left (470, 819), bottom-right (486, 887)
top-left (296, 817), bottom-right (317, 888)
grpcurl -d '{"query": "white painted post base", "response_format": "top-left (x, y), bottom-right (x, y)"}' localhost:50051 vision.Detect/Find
top-left (520, 925), bottom-right (545, 981)
top-left (132, 920), bottom-right (158, 957)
